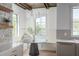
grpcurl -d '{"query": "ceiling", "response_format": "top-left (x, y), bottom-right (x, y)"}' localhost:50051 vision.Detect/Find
top-left (15, 3), bottom-right (57, 10)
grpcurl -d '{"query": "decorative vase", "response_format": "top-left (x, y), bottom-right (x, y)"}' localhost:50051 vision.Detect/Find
top-left (29, 43), bottom-right (39, 56)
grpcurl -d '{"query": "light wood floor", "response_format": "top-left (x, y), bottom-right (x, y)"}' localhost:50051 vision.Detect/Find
top-left (23, 49), bottom-right (56, 56)
top-left (39, 50), bottom-right (56, 56)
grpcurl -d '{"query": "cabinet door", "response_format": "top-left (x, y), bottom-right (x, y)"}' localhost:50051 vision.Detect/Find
top-left (76, 44), bottom-right (79, 56)
top-left (57, 42), bottom-right (75, 56)
top-left (16, 45), bottom-right (23, 56)
top-left (0, 49), bottom-right (12, 56)
top-left (11, 49), bottom-right (17, 56)
top-left (57, 42), bottom-right (61, 56)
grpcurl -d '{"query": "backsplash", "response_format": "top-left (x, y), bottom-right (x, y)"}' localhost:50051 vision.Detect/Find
top-left (56, 30), bottom-right (71, 40)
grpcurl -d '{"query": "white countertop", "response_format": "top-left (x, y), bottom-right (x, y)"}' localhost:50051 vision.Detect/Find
top-left (57, 39), bottom-right (79, 43)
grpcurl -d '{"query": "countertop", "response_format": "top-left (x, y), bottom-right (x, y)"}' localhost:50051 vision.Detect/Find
top-left (57, 39), bottom-right (79, 43)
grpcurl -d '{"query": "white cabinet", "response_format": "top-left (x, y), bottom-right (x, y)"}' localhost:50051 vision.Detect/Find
top-left (15, 44), bottom-right (23, 56)
top-left (0, 44), bottom-right (23, 56)
top-left (10, 44), bottom-right (23, 56)
top-left (0, 49), bottom-right (12, 56)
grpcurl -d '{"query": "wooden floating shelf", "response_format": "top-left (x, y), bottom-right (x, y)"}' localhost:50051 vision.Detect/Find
top-left (0, 5), bottom-right (13, 13)
top-left (0, 23), bottom-right (13, 29)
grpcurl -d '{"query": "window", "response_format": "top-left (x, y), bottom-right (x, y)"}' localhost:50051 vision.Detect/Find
top-left (73, 8), bottom-right (79, 36)
top-left (12, 14), bottom-right (19, 42)
top-left (35, 16), bottom-right (46, 42)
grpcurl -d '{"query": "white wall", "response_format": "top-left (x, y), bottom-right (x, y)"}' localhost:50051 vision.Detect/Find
top-left (57, 3), bottom-right (79, 30)
top-left (12, 4), bottom-right (27, 41)
top-left (25, 10), bottom-right (34, 31)
top-left (46, 7), bottom-right (57, 43)
top-left (57, 3), bottom-right (72, 30)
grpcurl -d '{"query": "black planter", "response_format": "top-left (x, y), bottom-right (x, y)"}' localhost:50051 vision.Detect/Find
top-left (29, 43), bottom-right (39, 56)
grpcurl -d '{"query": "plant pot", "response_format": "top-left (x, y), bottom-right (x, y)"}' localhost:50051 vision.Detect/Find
top-left (29, 43), bottom-right (39, 56)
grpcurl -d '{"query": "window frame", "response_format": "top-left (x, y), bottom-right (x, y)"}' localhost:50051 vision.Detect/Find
top-left (13, 14), bottom-right (19, 36)
top-left (72, 7), bottom-right (79, 37)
